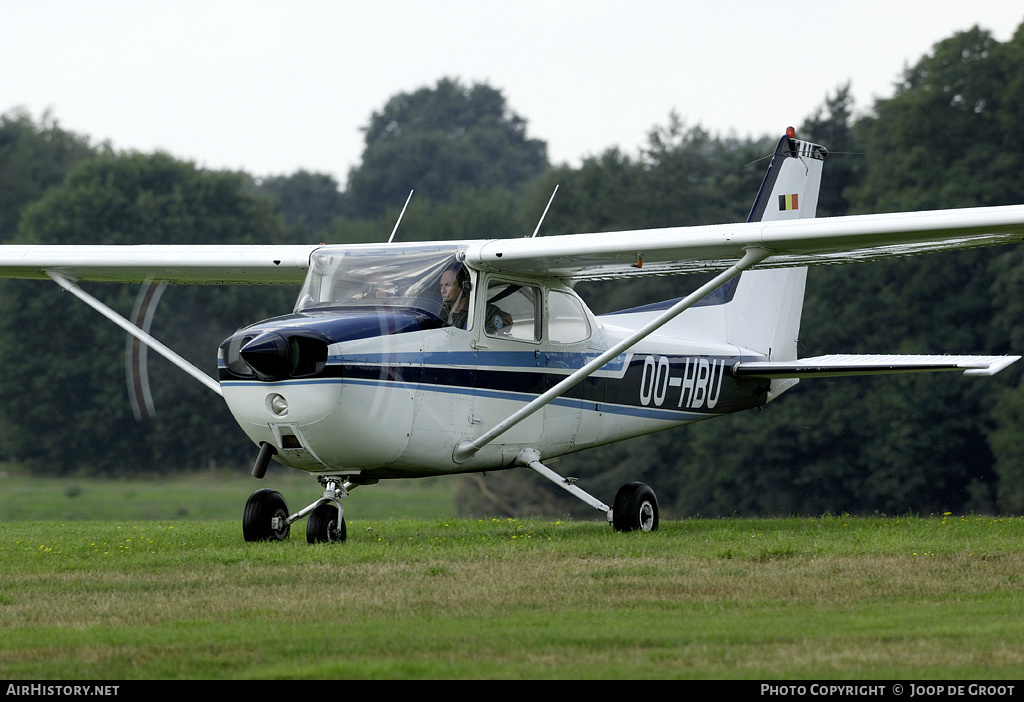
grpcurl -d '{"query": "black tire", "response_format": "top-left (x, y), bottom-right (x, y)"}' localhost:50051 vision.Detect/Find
top-left (242, 488), bottom-right (290, 542)
top-left (306, 502), bottom-right (347, 544)
top-left (612, 482), bottom-right (659, 532)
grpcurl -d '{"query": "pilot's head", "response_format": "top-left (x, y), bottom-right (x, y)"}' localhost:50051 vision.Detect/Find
top-left (440, 266), bottom-right (468, 304)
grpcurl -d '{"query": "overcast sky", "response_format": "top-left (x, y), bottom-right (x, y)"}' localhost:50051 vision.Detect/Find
top-left (2, 1), bottom-right (1021, 186)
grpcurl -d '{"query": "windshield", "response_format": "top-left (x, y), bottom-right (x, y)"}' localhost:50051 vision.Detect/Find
top-left (294, 244), bottom-right (467, 319)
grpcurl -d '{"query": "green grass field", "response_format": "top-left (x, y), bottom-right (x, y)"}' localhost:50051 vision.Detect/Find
top-left (0, 466), bottom-right (457, 521)
top-left (2, 468), bottom-right (1024, 680)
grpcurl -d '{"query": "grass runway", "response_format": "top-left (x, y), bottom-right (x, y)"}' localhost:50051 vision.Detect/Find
top-left (2, 470), bottom-right (1024, 679)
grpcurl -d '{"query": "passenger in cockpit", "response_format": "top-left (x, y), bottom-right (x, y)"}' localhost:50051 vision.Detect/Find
top-left (355, 274), bottom-right (397, 300)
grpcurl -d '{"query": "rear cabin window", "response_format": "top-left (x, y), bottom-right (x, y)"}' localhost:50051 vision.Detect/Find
top-left (548, 290), bottom-right (591, 344)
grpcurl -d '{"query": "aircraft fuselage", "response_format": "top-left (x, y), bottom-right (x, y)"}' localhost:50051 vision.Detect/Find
top-left (217, 287), bottom-right (770, 482)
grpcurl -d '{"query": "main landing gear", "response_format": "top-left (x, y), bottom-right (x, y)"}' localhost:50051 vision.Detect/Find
top-left (611, 481), bottom-right (660, 532)
top-left (515, 449), bottom-right (659, 532)
top-left (242, 476), bottom-right (351, 544)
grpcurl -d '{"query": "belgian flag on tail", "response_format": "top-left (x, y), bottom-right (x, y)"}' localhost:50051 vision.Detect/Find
top-left (779, 193), bottom-right (799, 211)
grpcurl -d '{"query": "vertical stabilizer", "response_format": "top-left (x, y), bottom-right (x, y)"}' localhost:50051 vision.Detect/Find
top-left (727, 130), bottom-right (827, 398)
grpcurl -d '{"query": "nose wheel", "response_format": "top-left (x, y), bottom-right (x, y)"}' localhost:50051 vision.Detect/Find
top-left (307, 502), bottom-right (347, 543)
top-left (242, 489), bottom-right (291, 542)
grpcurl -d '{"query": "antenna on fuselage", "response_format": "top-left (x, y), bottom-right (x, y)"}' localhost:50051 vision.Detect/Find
top-left (530, 184), bottom-right (559, 238)
top-left (388, 190), bottom-right (414, 243)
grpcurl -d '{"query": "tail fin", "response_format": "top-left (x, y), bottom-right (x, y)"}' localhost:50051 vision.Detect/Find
top-left (600, 129), bottom-right (827, 386)
top-left (726, 129), bottom-right (827, 399)
top-left (727, 131), bottom-right (826, 356)
top-left (745, 128), bottom-right (827, 225)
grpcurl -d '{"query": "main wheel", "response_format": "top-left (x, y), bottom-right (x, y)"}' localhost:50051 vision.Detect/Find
top-left (242, 488), bottom-right (290, 542)
top-left (612, 482), bottom-right (659, 532)
top-left (307, 502), bottom-right (347, 544)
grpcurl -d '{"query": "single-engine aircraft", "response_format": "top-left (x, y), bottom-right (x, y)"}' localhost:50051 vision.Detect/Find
top-left (3, 128), bottom-right (1024, 543)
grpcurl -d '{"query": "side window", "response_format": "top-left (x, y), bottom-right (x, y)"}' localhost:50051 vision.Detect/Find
top-left (484, 280), bottom-right (541, 342)
top-left (548, 291), bottom-right (591, 344)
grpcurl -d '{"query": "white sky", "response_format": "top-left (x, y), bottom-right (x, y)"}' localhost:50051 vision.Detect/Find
top-left (2, 1), bottom-right (1021, 187)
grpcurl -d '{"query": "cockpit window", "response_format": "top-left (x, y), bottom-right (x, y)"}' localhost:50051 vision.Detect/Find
top-left (294, 244), bottom-right (466, 321)
top-left (484, 279), bottom-right (541, 342)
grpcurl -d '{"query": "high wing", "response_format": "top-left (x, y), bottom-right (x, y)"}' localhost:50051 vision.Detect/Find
top-left (2, 207), bottom-right (1023, 286)
top-left (0, 244), bottom-right (320, 284)
top-left (2, 206), bottom-right (1023, 394)
top-left (465, 204), bottom-right (1024, 281)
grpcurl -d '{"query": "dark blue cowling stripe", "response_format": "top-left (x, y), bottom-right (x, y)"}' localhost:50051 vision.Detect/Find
top-left (230, 306), bottom-right (446, 344)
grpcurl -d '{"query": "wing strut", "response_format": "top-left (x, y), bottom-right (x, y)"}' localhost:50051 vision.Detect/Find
top-left (46, 271), bottom-right (223, 397)
top-left (452, 246), bottom-right (772, 463)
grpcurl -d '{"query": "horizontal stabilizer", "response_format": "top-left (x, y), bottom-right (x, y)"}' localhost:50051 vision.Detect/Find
top-left (733, 354), bottom-right (1021, 378)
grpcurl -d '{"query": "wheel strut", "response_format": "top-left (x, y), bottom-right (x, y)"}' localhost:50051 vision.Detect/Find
top-left (515, 449), bottom-right (659, 532)
top-left (515, 449), bottom-right (612, 523)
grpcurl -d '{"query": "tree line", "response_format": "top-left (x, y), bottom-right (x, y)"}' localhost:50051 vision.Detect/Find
top-left (2, 23), bottom-right (1024, 517)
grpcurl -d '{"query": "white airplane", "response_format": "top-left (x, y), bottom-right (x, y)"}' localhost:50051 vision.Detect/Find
top-left (3, 128), bottom-right (1024, 543)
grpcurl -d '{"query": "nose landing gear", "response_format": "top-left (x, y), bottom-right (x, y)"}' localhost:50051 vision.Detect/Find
top-left (242, 476), bottom-right (352, 544)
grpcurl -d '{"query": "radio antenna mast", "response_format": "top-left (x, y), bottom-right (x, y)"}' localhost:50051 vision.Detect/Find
top-left (530, 185), bottom-right (559, 238)
top-left (388, 190), bottom-right (414, 243)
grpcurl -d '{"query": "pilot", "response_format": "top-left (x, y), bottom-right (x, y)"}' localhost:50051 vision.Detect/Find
top-left (440, 265), bottom-right (511, 332)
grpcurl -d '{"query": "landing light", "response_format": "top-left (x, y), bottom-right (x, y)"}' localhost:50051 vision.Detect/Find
top-left (268, 393), bottom-right (289, 417)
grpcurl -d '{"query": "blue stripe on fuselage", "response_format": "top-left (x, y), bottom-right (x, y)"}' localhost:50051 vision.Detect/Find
top-left (220, 373), bottom-right (709, 423)
top-left (220, 349), bottom-right (764, 420)
top-left (320, 350), bottom-right (630, 374)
